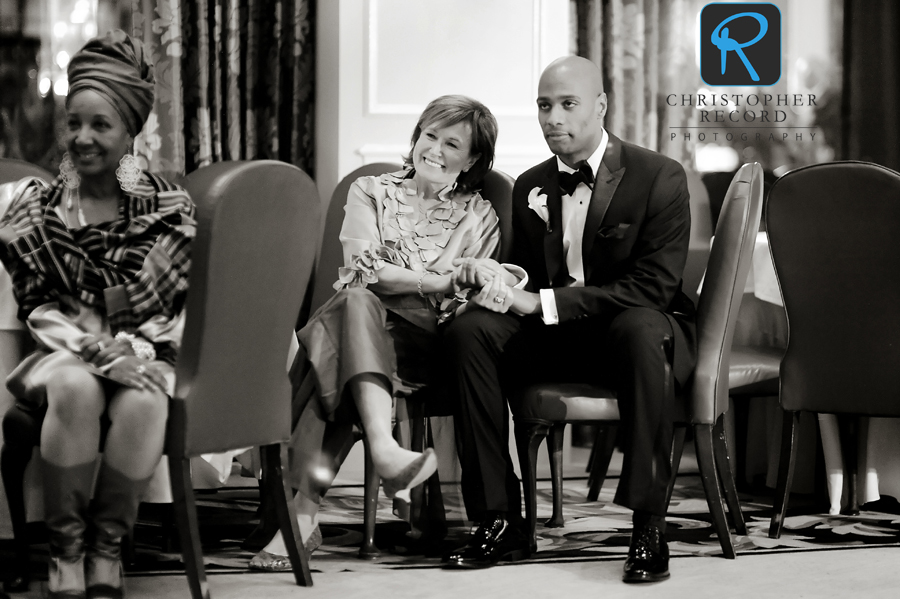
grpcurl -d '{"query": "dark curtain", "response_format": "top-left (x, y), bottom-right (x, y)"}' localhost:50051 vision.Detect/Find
top-left (573, 0), bottom-right (703, 165)
top-left (0, 3), bottom-right (57, 170)
top-left (841, 0), bottom-right (900, 170)
top-left (131, 0), bottom-right (315, 177)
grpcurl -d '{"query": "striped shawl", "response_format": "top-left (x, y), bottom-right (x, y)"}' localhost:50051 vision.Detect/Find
top-left (0, 172), bottom-right (195, 346)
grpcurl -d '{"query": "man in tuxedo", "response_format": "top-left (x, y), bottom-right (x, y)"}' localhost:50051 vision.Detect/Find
top-left (442, 56), bottom-right (696, 582)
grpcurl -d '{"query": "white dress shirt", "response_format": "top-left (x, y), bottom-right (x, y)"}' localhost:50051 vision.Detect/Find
top-left (540, 129), bottom-right (608, 325)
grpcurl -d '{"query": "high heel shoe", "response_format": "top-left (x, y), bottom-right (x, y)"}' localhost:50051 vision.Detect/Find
top-left (381, 448), bottom-right (438, 500)
top-left (248, 526), bottom-right (323, 572)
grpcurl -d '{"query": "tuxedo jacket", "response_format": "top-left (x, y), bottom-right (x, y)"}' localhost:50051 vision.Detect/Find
top-left (510, 132), bottom-right (697, 384)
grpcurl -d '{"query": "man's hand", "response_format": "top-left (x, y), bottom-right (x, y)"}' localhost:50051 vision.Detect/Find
top-left (468, 273), bottom-right (514, 313)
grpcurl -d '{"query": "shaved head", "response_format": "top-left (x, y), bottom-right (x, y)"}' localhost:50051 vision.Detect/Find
top-left (536, 56), bottom-right (607, 166)
top-left (541, 56), bottom-right (604, 96)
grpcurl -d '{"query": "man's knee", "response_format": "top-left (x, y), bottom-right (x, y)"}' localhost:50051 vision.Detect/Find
top-left (443, 309), bottom-right (510, 353)
top-left (608, 308), bottom-right (672, 359)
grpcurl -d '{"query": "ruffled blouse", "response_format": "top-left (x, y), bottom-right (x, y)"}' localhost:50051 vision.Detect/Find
top-left (334, 169), bottom-right (500, 326)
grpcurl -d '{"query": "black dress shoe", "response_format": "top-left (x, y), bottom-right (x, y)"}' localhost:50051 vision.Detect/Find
top-left (443, 515), bottom-right (532, 569)
top-left (622, 524), bottom-right (670, 583)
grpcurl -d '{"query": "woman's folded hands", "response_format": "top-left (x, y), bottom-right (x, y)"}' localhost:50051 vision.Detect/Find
top-left (79, 334), bottom-right (167, 392)
top-left (80, 333), bottom-right (132, 364)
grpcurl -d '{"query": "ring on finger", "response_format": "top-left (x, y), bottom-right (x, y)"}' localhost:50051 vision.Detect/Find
top-left (493, 296), bottom-right (504, 304)
top-left (137, 364), bottom-right (146, 375)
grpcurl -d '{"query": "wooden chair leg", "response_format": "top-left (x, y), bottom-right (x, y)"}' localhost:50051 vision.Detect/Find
top-left (122, 532), bottom-right (136, 569)
top-left (694, 423), bottom-right (736, 559)
top-left (0, 442), bottom-right (33, 593)
top-left (161, 503), bottom-right (178, 553)
top-left (837, 415), bottom-right (860, 515)
top-left (665, 425), bottom-right (687, 508)
top-left (514, 420), bottom-right (547, 552)
top-left (713, 414), bottom-right (747, 535)
top-left (407, 409), bottom-right (428, 538)
top-left (240, 476), bottom-right (277, 553)
top-left (422, 417), bottom-right (447, 539)
top-left (167, 454), bottom-right (210, 599)
top-left (359, 438), bottom-right (381, 559)
top-left (262, 444), bottom-right (313, 586)
top-left (585, 428), bottom-right (598, 474)
top-left (586, 424), bottom-right (611, 490)
top-left (587, 424), bottom-right (617, 501)
top-left (545, 423), bottom-right (566, 528)
top-left (769, 410), bottom-right (799, 539)
top-left (731, 395), bottom-right (752, 492)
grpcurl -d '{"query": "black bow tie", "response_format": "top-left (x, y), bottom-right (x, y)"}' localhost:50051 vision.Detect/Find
top-left (558, 162), bottom-right (594, 196)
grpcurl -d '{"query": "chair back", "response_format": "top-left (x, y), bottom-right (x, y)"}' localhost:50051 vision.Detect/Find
top-left (169, 160), bottom-right (321, 456)
top-left (479, 169), bottom-right (515, 263)
top-left (691, 162), bottom-right (764, 424)
top-left (309, 163), bottom-right (402, 315)
top-left (682, 169), bottom-right (714, 304)
top-left (766, 161), bottom-right (900, 416)
top-left (0, 158), bottom-right (52, 185)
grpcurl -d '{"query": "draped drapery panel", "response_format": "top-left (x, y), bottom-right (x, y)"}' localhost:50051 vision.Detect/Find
top-left (129, 0), bottom-right (315, 178)
top-left (840, 0), bottom-right (899, 171)
top-left (574, 0), bottom-right (702, 166)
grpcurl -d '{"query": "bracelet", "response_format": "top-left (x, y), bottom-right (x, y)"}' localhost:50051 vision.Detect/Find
top-left (417, 272), bottom-right (427, 298)
top-left (114, 331), bottom-right (157, 361)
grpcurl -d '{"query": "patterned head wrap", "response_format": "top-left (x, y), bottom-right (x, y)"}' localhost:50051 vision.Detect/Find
top-left (67, 30), bottom-right (155, 137)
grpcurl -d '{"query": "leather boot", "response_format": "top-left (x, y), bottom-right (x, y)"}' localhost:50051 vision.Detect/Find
top-left (41, 457), bottom-right (97, 599)
top-left (85, 463), bottom-right (152, 599)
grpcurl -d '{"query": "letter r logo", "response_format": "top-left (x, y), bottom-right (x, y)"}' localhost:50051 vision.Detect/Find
top-left (700, 3), bottom-right (781, 86)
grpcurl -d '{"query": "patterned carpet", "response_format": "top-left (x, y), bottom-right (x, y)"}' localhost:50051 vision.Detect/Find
top-left (3, 475), bottom-right (900, 581)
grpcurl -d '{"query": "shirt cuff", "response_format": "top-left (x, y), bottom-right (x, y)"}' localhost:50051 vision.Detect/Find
top-left (539, 288), bottom-right (559, 325)
top-left (502, 263), bottom-right (529, 290)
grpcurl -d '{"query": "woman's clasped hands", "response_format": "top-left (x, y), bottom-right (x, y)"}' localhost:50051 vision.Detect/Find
top-left (451, 257), bottom-right (515, 313)
top-left (80, 334), bottom-right (167, 392)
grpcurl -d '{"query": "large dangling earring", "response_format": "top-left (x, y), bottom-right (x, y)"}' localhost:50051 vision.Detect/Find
top-left (59, 152), bottom-right (81, 190)
top-left (116, 152), bottom-right (141, 193)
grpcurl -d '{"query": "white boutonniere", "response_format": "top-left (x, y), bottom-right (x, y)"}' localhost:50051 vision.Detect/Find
top-left (527, 187), bottom-right (550, 231)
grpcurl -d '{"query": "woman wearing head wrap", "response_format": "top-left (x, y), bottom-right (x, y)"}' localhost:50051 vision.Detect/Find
top-left (0, 30), bottom-right (194, 599)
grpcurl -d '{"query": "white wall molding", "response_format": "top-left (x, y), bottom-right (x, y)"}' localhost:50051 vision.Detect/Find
top-left (365, 0), bottom-right (549, 117)
top-left (317, 0), bottom-right (569, 203)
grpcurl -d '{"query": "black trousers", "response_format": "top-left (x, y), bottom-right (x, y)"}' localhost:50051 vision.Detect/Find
top-left (443, 306), bottom-right (680, 523)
